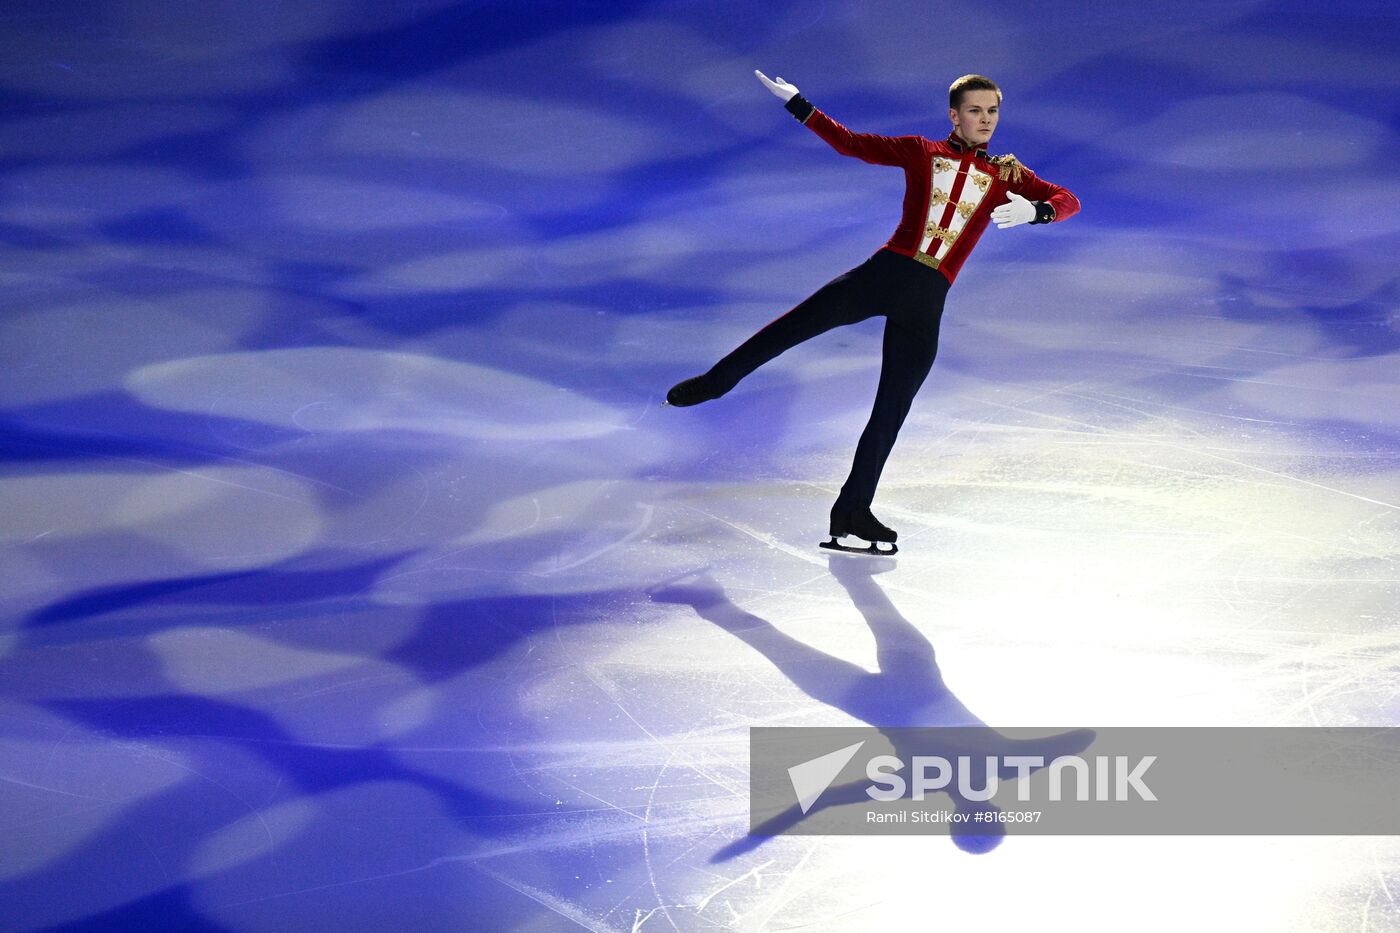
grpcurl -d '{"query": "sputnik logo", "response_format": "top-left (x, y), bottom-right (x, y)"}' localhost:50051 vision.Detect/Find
top-left (788, 741), bottom-right (866, 814)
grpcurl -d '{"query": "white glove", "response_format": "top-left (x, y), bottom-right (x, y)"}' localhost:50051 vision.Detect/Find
top-left (991, 191), bottom-right (1035, 229)
top-left (754, 70), bottom-right (799, 102)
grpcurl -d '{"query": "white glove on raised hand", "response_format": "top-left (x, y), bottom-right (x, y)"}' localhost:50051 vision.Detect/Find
top-left (991, 191), bottom-right (1035, 229)
top-left (754, 70), bottom-right (799, 102)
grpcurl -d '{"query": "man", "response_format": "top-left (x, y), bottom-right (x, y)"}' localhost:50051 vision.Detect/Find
top-left (667, 71), bottom-right (1080, 555)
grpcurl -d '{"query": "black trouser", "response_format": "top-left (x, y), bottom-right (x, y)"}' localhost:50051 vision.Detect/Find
top-left (705, 248), bottom-right (949, 510)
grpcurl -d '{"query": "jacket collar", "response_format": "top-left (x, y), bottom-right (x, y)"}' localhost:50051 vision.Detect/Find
top-left (946, 131), bottom-right (989, 159)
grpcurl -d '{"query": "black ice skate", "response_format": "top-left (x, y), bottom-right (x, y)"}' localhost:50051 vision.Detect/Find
top-left (664, 373), bottom-right (724, 407)
top-left (820, 506), bottom-right (898, 556)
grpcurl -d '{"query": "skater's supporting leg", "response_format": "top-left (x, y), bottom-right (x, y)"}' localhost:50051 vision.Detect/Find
top-left (834, 315), bottom-right (940, 510)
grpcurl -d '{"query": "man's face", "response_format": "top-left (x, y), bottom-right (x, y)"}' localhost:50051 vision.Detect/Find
top-left (948, 89), bottom-right (1000, 146)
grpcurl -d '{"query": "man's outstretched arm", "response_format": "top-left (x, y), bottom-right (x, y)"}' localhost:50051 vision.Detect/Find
top-left (755, 69), bottom-right (916, 167)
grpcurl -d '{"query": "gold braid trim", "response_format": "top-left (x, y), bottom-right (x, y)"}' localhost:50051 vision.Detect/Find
top-left (956, 200), bottom-right (976, 220)
top-left (924, 223), bottom-right (957, 246)
top-left (988, 153), bottom-right (1026, 183)
top-left (930, 188), bottom-right (949, 207)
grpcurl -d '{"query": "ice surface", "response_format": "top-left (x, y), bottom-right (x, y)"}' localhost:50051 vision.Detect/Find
top-left (3, 0), bottom-right (1400, 930)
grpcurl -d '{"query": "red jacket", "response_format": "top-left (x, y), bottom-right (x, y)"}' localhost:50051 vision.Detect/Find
top-left (789, 97), bottom-right (1080, 283)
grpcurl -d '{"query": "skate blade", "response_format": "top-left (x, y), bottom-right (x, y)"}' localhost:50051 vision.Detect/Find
top-left (818, 536), bottom-right (898, 557)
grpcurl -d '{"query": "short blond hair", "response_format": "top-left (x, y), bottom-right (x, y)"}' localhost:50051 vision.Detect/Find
top-left (949, 75), bottom-right (1002, 109)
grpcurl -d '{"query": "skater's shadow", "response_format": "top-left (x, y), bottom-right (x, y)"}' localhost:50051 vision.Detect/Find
top-left (649, 557), bottom-right (1094, 858)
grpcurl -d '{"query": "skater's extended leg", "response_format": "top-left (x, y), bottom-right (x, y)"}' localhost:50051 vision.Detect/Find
top-left (834, 316), bottom-right (939, 511)
top-left (708, 268), bottom-right (871, 391)
top-left (668, 259), bottom-right (878, 406)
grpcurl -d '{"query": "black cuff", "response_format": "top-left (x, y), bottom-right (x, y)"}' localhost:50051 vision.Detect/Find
top-left (785, 94), bottom-right (815, 124)
top-left (1031, 201), bottom-right (1057, 224)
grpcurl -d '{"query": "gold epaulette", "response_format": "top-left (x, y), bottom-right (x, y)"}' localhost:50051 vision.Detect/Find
top-left (988, 153), bottom-right (1026, 183)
